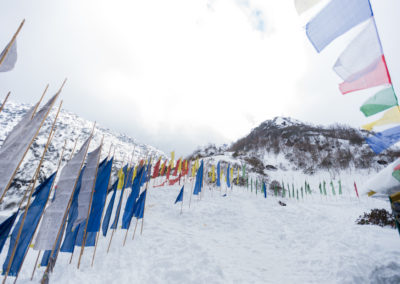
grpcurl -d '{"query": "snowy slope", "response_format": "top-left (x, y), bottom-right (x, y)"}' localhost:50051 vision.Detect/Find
top-left (3, 177), bottom-right (399, 284)
top-left (0, 100), bottom-right (166, 211)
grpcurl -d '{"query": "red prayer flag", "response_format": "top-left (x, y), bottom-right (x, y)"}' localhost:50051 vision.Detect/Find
top-left (339, 55), bottom-right (391, 95)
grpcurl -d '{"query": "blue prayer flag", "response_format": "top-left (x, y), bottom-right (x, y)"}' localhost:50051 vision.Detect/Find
top-left (121, 166), bottom-right (145, 229)
top-left (0, 211), bottom-right (19, 254)
top-left (263, 182), bottom-right (267, 198)
top-left (227, 164), bottom-right (231, 188)
top-left (102, 179), bottom-right (118, 237)
top-left (366, 125), bottom-right (400, 154)
top-left (133, 190), bottom-right (147, 219)
top-left (175, 186), bottom-right (184, 204)
top-left (87, 158), bottom-right (113, 232)
top-left (2, 173), bottom-right (55, 276)
top-left (193, 161), bottom-right (204, 195)
top-left (216, 162), bottom-right (221, 187)
top-left (60, 168), bottom-right (84, 253)
top-left (306, 0), bottom-right (373, 52)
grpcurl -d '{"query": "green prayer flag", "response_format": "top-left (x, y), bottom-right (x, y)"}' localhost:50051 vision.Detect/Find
top-left (360, 86), bottom-right (398, 117)
top-left (338, 180), bottom-right (342, 195)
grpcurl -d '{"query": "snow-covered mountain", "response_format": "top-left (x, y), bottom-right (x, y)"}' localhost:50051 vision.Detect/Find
top-left (0, 100), bottom-right (166, 210)
top-left (188, 116), bottom-right (400, 188)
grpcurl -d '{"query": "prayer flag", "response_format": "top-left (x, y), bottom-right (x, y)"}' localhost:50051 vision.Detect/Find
top-left (306, 0), bottom-right (373, 52)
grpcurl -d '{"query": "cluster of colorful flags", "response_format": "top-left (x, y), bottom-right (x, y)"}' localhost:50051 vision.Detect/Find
top-left (296, 0), bottom-right (400, 199)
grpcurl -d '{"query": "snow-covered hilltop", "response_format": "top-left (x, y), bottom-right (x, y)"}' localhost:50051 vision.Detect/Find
top-left (187, 117), bottom-right (400, 194)
top-left (0, 100), bottom-right (166, 210)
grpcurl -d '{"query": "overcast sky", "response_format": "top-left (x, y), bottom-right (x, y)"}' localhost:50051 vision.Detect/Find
top-left (0, 0), bottom-right (399, 157)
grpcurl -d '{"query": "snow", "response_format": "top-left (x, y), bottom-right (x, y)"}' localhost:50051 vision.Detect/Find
top-left (3, 176), bottom-right (400, 284)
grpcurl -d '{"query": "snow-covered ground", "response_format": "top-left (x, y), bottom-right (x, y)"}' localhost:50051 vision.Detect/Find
top-left (3, 176), bottom-right (400, 284)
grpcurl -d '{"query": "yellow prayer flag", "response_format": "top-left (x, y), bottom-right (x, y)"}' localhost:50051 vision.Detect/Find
top-left (117, 168), bottom-right (125, 190)
top-left (169, 151), bottom-right (175, 167)
top-left (132, 165), bottom-right (138, 184)
top-left (230, 167), bottom-right (233, 184)
top-left (178, 158), bottom-right (182, 174)
top-left (362, 107), bottom-right (400, 131)
top-left (211, 165), bottom-right (215, 182)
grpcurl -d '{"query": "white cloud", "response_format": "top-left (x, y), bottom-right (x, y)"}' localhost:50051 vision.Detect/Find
top-left (0, 0), bottom-right (399, 157)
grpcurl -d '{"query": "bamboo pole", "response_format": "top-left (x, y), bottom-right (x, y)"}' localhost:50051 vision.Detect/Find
top-left (0, 92), bottom-right (10, 114)
top-left (2, 100), bottom-right (62, 284)
top-left (77, 136), bottom-right (104, 269)
top-left (188, 176), bottom-right (195, 208)
top-left (0, 79), bottom-right (66, 204)
top-left (40, 123), bottom-right (95, 284)
top-left (31, 84), bottom-right (48, 120)
top-left (131, 218), bottom-right (139, 241)
top-left (106, 154), bottom-right (126, 253)
top-left (123, 162), bottom-right (146, 246)
top-left (0, 19), bottom-right (25, 68)
top-left (30, 139), bottom-right (67, 281)
top-left (91, 146), bottom-right (114, 267)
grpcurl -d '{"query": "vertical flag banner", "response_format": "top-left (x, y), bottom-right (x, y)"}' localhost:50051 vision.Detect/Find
top-left (226, 164), bottom-right (231, 188)
top-left (0, 40), bottom-right (17, 72)
top-left (305, 0), bottom-right (373, 53)
top-left (0, 211), bottom-right (19, 253)
top-left (87, 158), bottom-right (113, 232)
top-left (175, 186), bottom-right (184, 204)
top-left (73, 146), bottom-right (102, 230)
top-left (211, 165), bottom-right (215, 183)
top-left (263, 182), bottom-right (267, 198)
top-left (216, 162), bottom-right (221, 187)
top-left (0, 94), bottom-right (58, 201)
top-left (2, 173), bottom-right (55, 276)
top-left (169, 151), bottom-right (175, 167)
top-left (34, 137), bottom-right (90, 251)
top-left (60, 168), bottom-right (84, 253)
top-left (102, 180), bottom-right (118, 237)
top-left (193, 161), bottom-right (204, 195)
top-left (121, 166), bottom-right (145, 229)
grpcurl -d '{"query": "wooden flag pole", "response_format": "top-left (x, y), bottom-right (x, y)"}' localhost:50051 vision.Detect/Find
top-left (3, 100), bottom-right (62, 284)
top-left (77, 136), bottom-right (104, 269)
top-left (140, 157), bottom-right (152, 235)
top-left (0, 79), bottom-right (66, 204)
top-left (29, 139), bottom-right (67, 281)
top-left (0, 19), bottom-right (25, 68)
top-left (0, 92), bottom-right (10, 114)
top-left (123, 160), bottom-right (146, 246)
top-left (40, 122), bottom-right (95, 284)
top-left (106, 154), bottom-right (126, 253)
top-left (31, 84), bottom-right (49, 120)
top-left (91, 146), bottom-right (114, 267)
top-left (188, 176), bottom-right (195, 208)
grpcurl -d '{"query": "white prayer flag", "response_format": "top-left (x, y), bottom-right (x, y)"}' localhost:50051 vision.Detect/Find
top-left (0, 94), bottom-right (58, 199)
top-left (333, 19), bottom-right (383, 82)
top-left (73, 146), bottom-right (101, 230)
top-left (0, 40), bottom-right (17, 72)
top-left (34, 137), bottom-right (91, 251)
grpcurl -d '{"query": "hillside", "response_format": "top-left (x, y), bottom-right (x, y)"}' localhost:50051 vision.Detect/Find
top-left (0, 100), bottom-right (166, 210)
top-left (190, 117), bottom-right (399, 177)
